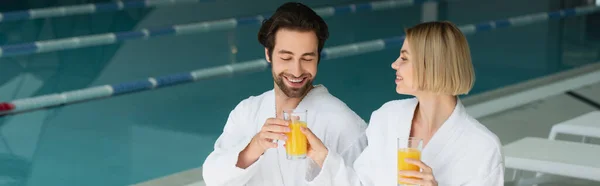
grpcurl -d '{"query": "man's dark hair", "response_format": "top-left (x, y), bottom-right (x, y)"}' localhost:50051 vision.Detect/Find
top-left (258, 2), bottom-right (329, 62)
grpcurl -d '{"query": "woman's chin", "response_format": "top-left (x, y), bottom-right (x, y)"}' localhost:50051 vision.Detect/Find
top-left (395, 87), bottom-right (415, 96)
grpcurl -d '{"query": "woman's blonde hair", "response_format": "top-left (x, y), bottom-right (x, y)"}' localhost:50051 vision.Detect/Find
top-left (405, 21), bottom-right (474, 95)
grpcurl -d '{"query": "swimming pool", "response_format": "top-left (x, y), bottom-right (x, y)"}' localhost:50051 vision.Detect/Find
top-left (0, 0), bottom-right (599, 185)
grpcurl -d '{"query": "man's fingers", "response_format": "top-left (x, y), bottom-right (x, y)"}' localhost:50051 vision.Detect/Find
top-left (265, 118), bottom-right (289, 126)
top-left (262, 139), bottom-right (277, 148)
top-left (261, 131), bottom-right (287, 141)
top-left (263, 124), bottom-right (291, 133)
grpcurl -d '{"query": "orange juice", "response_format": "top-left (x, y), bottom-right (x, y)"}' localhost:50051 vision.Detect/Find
top-left (285, 121), bottom-right (307, 158)
top-left (398, 148), bottom-right (421, 185)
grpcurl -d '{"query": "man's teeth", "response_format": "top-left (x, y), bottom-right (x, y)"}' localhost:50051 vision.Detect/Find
top-left (288, 78), bottom-right (303, 83)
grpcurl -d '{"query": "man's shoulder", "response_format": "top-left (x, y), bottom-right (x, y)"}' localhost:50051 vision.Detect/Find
top-left (312, 88), bottom-right (357, 115)
top-left (311, 87), bottom-right (367, 149)
top-left (310, 87), bottom-right (366, 128)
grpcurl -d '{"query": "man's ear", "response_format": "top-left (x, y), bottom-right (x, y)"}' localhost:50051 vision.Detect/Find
top-left (265, 48), bottom-right (271, 63)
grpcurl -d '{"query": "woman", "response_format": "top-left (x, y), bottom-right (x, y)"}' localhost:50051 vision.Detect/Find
top-left (299, 21), bottom-right (504, 186)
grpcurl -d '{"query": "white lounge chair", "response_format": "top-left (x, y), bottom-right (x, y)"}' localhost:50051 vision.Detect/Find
top-left (526, 111), bottom-right (600, 185)
top-left (548, 111), bottom-right (600, 142)
top-left (503, 137), bottom-right (600, 185)
top-left (504, 111), bottom-right (600, 185)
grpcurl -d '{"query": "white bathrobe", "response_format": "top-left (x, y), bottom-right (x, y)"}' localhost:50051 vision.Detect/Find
top-left (202, 85), bottom-right (368, 186)
top-left (308, 98), bottom-right (504, 186)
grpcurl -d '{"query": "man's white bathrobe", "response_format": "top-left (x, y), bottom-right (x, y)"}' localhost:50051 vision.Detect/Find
top-left (308, 98), bottom-right (504, 186)
top-left (202, 85), bottom-right (368, 186)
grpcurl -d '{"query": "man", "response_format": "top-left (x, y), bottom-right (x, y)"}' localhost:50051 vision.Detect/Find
top-left (202, 2), bottom-right (368, 186)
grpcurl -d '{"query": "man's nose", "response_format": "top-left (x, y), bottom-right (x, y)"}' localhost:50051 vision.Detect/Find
top-left (288, 60), bottom-right (303, 77)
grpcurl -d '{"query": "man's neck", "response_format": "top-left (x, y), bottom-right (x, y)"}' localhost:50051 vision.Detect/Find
top-left (273, 85), bottom-right (313, 118)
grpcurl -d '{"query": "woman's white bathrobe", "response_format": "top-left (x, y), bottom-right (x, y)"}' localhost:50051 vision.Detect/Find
top-left (307, 98), bottom-right (504, 186)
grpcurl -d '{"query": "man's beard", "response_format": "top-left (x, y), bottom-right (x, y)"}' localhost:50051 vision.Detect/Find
top-left (273, 71), bottom-right (313, 98)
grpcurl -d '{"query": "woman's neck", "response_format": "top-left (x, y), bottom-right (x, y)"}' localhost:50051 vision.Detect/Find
top-left (411, 94), bottom-right (457, 145)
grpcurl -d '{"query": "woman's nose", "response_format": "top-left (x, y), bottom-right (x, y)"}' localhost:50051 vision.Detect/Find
top-left (391, 61), bottom-right (398, 69)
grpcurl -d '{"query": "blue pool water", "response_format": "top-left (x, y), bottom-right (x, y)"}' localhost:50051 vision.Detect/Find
top-left (0, 0), bottom-right (599, 185)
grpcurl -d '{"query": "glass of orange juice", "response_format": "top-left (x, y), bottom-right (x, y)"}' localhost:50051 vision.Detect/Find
top-left (398, 137), bottom-right (423, 186)
top-left (283, 109), bottom-right (308, 160)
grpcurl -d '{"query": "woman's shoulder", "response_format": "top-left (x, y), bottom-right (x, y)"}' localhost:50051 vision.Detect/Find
top-left (462, 116), bottom-right (502, 151)
top-left (457, 115), bottom-right (503, 167)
